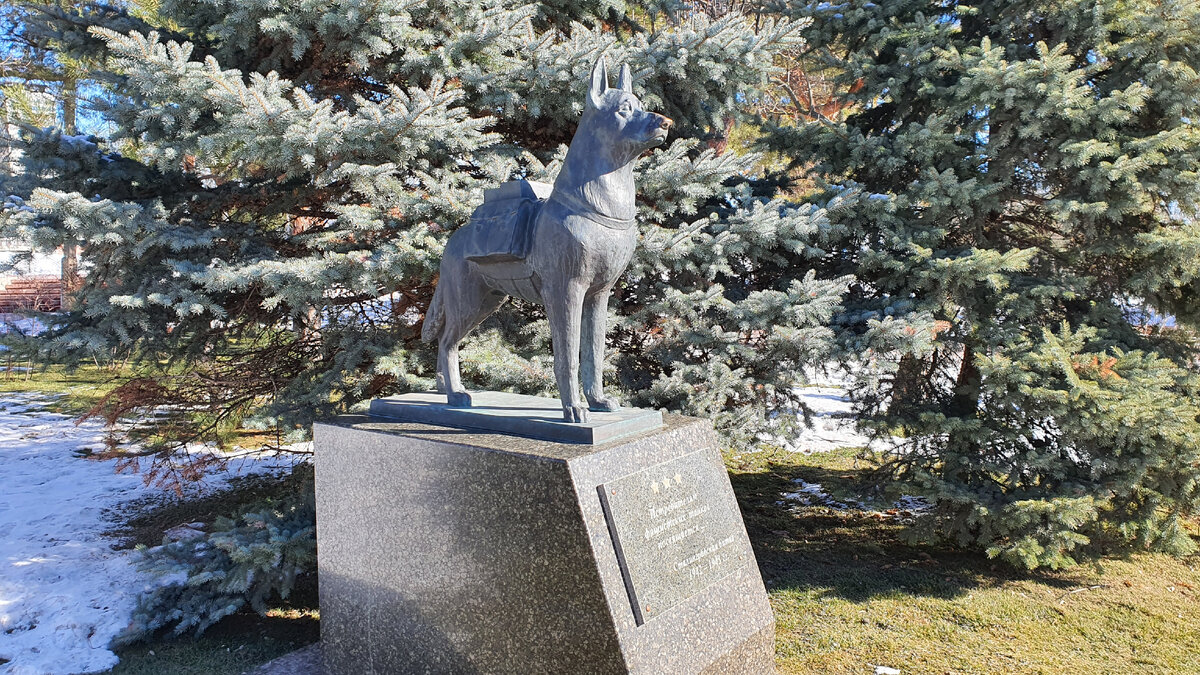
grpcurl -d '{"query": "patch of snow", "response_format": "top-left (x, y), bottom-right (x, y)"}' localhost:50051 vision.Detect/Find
top-left (875, 666), bottom-right (902, 675)
top-left (0, 314), bottom-right (47, 337)
top-left (759, 366), bottom-right (905, 455)
top-left (780, 478), bottom-right (858, 510)
top-left (779, 484), bottom-right (935, 520)
top-left (777, 384), bottom-right (894, 454)
top-left (0, 393), bottom-right (303, 675)
top-left (894, 495), bottom-right (931, 513)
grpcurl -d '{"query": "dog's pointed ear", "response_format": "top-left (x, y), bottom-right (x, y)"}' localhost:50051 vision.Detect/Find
top-left (587, 56), bottom-right (608, 109)
top-left (617, 64), bottom-right (632, 93)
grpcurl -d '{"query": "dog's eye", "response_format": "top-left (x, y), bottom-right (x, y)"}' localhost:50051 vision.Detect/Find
top-left (618, 104), bottom-right (632, 118)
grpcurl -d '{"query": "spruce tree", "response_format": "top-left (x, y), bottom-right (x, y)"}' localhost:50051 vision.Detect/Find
top-left (770, 0), bottom-right (1200, 568)
top-left (1, 1), bottom-right (851, 447)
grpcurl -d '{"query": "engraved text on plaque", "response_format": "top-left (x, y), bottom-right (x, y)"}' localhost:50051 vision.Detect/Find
top-left (598, 450), bottom-right (747, 624)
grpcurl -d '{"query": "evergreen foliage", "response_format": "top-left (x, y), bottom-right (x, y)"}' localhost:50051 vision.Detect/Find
top-left (9, 0), bottom-right (1196, 573)
top-left (769, 0), bottom-right (1200, 568)
top-left (118, 466), bottom-right (316, 643)
top-left (2, 0), bottom-right (853, 446)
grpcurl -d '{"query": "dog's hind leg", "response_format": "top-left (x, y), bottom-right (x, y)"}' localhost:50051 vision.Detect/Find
top-left (437, 330), bottom-right (468, 406)
top-left (437, 265), bottom-right (507, 407)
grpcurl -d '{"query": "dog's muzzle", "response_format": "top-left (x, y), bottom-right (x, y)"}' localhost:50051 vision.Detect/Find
top-left (652, 114), bottom-right (672, 142)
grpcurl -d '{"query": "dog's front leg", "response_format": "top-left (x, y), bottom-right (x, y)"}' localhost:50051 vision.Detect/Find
top-left (547, 280), bottom-right (589, 423)
top-left (581, 289), bottom-right (620, 412)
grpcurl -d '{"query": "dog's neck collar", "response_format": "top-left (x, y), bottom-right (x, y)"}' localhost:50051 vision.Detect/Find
top-left (546, 190), bottom-right (637, 231)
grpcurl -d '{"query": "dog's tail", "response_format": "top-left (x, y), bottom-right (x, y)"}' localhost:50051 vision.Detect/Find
top-left (421, 280), bottom-right (445, 343)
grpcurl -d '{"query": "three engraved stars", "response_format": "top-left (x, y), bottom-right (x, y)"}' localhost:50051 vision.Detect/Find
top-left (649, 473), bottom-right (683, 493)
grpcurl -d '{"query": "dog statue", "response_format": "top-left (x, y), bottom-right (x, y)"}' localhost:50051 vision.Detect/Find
top-left (421, 56), bottom-right (672, 423)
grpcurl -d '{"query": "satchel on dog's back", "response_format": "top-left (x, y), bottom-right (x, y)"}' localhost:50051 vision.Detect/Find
top-left (422, 56), bottom-right (673, 423)
top-left (458, 180), bottom-right (552, 264)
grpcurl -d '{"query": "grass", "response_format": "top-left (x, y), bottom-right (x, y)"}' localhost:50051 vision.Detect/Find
top-left (0, 362), bottom-right (124, 415)
top-left (0, 361), bottom-right (288, 450)
top-left (728, 446), bottom-right (1200, 674)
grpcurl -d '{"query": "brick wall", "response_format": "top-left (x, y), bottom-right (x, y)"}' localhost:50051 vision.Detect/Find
top-left (0, 275), bottom-right (62, 312)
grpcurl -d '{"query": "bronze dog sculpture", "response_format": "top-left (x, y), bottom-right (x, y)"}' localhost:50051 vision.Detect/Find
top-left (421, 57), bottom-right (672, 422)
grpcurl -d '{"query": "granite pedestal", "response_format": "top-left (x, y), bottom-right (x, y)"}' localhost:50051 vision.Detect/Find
top-left (313, 394), bottom-right (774, 674)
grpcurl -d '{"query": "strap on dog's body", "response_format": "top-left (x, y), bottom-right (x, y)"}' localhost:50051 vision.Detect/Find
top-left (545, 190), bottom-right (637, 231)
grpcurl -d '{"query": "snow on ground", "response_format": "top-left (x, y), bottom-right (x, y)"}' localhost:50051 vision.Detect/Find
top-left (787, 384), bottom-right (879, 453)
top-left (781, 478), bottom-right (857, 510)
top-left (778, 477), bottom-right (932, 519)
top-left (0, 314), bottom-right (46, 340)
top-left (0, 393), bottom-right (302, 675)
top-left (769, 375), bottom-right (928, 518)
top-left (765, 377), bottom-right (902, 455)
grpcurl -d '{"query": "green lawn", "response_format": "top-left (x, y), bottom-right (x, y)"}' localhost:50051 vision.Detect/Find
top-left (0, 363), bottom-right (123, 415)
top-left (730, 447), bottom-right (1200, 674)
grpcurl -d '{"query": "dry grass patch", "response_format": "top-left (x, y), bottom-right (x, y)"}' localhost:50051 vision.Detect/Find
top-left (729, 447), bottom-right (1200, 674)
top-left (0, 363), bottom-right (123, 415)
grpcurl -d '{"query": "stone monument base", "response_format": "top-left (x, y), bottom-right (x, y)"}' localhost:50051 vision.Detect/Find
top-left (313, 397), bottom-right (774, 674)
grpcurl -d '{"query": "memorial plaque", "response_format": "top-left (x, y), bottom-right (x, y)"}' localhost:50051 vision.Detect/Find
top-left (598, 449), bottom-right (747, 624)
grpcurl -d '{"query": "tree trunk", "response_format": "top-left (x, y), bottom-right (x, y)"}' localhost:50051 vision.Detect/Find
top-left (888, 352), bottom-right (926, 417)
top-left (950, 341), bottom-right (981, 418)
top-left (62, 78), bottom-right (77, 135)
top-left (60, 78), bottom-right (80, 310)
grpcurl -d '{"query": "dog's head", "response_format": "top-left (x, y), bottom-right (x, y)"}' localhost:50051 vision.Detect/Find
top-left (582, 57), bottom-right (672, 160)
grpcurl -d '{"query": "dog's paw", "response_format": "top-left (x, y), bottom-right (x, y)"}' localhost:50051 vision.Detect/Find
top-left (563, 404), bottom-right (590, 423)
top-left (587, 396), bottom-right (621, 413)
top-left (446, 391), bottom-right (473, 407)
